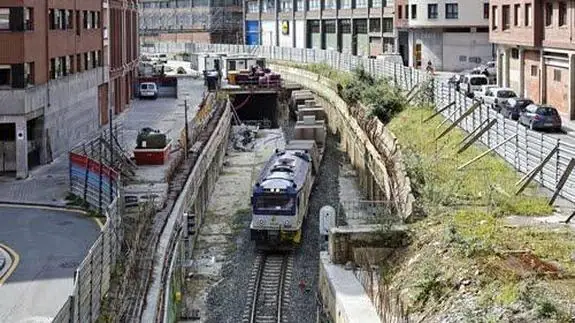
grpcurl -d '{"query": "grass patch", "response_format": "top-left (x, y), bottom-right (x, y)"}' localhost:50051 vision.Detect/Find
top-left (388, 107), bottom-right (552, 216)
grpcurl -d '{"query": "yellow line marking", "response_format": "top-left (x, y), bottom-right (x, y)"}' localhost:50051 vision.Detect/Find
top-left (93, 218), bottom-right (104, 230)
top-left (0, 243), bottom-right (20, 287)
top-left (0, 203), bottom-right (87, 215)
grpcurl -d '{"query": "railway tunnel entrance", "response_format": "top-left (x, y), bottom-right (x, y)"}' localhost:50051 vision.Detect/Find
top-left (231, 93), bottom-right (280, 128)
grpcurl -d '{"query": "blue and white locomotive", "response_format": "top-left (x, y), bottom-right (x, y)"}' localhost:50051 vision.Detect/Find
top-left (250, 143), bottom-right (317, 247)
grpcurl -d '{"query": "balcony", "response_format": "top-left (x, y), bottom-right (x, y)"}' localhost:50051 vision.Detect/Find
top-left (0, 84), bottom-right (46, 116)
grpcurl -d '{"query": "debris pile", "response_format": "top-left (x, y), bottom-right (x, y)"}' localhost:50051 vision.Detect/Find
top-left (230, 125), bottom-right (258, 152)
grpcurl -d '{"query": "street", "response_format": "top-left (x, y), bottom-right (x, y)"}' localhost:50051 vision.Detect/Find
top-left (0, 206), bottom-right (100, 323)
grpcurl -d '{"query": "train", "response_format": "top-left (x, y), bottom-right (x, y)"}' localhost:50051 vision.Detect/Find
top-left (250, 93), bottom-right (327, 249)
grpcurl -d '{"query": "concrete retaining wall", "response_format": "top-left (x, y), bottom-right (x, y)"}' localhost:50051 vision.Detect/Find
top-left (271, 64), bottom-right (414, 220)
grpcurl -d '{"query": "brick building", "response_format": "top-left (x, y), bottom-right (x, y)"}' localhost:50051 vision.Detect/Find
top-left (244, 0), bottom-right (397, 57)
top-left (490, 0), bottom-right (575, 119)
top-left (0, 0), bottom-right (138, 178)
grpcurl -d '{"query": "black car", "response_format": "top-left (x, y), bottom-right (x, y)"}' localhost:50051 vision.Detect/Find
top-left (500, 98), bottom-right (534, 120)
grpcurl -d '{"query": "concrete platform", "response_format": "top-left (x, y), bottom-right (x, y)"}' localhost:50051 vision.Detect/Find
top-left (319, 252), bottom-right (380, 323)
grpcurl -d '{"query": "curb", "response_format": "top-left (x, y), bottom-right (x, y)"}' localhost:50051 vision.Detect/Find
top-left (0, 201), bottom-right (87, 214)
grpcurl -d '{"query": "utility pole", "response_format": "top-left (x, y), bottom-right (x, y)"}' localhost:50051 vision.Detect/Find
top-left (109, 106), bottom-right (114, 203)
top-left (184, 98), bottom-right (189, 159)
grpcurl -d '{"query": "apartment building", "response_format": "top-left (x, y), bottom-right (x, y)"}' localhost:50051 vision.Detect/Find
top-left (139, 0), bottom-right (243, 44)
top-left (490, 0), bottom-right (575, 119)
top-left (244, 0), bottom-right (397, 56)
top-left (395, 0), bottom-right (493, 71)
top-left (0, 0), bottom-right (138, 178)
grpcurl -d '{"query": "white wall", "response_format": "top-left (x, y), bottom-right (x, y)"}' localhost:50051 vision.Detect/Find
top-left (279, 20), bottom-right (293, 47)
top-left (295, 20), bottom-right (305, 48)
top-left (261, 20), bottom-right (276, 46)
top-left (408, 0), bottom-right (489, 27)
top-left (442, 31), bottom-right (492, 71)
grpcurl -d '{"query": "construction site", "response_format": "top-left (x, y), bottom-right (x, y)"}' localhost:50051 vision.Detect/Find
top-left (139, 0), bottom-right (243, 44)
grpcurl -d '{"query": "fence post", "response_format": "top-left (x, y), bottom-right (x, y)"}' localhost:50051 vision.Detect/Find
top-left (556, 138), bottom-right (561, 185)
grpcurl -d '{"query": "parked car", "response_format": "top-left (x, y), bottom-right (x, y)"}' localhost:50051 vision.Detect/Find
top-left (460, 74), bottom-right (489, 97)
top-left (474, 85), bottom-right (498, 103)
top-left (519, 104), bottom-right (562, 131)
top-left (139, 82), bottom-right (158, 99)
top-left (500, 98), bottom-right (534, 120)
top-left (483, 87), bottom-right (517, 112)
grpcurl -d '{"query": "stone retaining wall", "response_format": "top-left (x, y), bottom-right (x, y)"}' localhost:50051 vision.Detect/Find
top-left (271, 64), bottom-right (414, 220)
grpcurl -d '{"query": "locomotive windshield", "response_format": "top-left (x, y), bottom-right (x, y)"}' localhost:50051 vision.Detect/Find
top-left (253, 194), bottom-right (295, 215)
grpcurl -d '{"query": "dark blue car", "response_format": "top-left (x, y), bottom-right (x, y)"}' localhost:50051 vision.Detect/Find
top-left (519, 104), bottom-right (562, 131)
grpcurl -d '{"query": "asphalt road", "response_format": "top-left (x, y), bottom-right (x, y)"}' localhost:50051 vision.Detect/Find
top-left (0, 206), bottom-right (100, 323)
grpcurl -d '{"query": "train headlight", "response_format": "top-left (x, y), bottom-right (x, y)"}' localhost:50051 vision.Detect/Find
top-left (259, 219), bottom-right (264, 226)
top-left (284, 220), bottom-right (290, 226)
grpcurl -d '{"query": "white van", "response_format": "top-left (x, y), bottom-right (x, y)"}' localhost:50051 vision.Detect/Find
top-left (459, 74), bottom-right (489, 97)
top-left (140, 82), bottom-right (158, 99)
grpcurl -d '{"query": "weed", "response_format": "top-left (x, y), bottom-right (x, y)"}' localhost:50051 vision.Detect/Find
top-left (412, 264), bottom-right (446, 308)
top-left (536, 299), bottom-right (558, 319)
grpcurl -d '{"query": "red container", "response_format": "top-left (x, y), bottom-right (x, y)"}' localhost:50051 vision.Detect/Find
top-left (133, 143), bottom-right (171, 165)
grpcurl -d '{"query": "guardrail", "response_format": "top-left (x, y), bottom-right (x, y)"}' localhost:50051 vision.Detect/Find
top-left (143, 42), bottom-right (575, 205)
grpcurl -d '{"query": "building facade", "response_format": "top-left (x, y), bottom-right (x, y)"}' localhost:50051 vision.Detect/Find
top-left (490, 0), bottom-right (575, 119)
top-left (395, 0), bottom-right (493, 71)
top-left (0, 0), bottom-right (138, 178)
top-left (244, 0), bottom-right (396, 56)
top-left (139, 0), bottom-right (243, 44)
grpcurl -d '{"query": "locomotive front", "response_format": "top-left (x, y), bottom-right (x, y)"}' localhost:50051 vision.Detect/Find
top-left (250, 173), bottom-right (302, 247)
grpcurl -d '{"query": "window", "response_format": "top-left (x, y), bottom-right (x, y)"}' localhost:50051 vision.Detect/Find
top-left (525, 3), bottom-right (532, 26)
top-left (554, 69), bottom-right (561, 82)
top-left (354, 19), bottom-right (367, 33)
top-left (405, 5), bottom-right (409, 18)
top-left (511, 48), bottom-right (519, 59)
top-left (247, 1), bottom-right (258, 13)
top-left (0, 8), bottom-right (9, 30)
top-left (97, 50), bottom-right (102, 66)
top-left (545, 2), bottom-right (553, 26)
top-left (513, 4), bottom-right (520, 26)
top-left (324, 20), bottom-right (336, 33)
top-left (411, 4), bottom-right (417, 19)
top-left (397, 5), bottom-right (402, 19)
top-left (324, 0), bottom-right (337, 9)
top-left (64, 55), bottom-right (71, 76)
top-left (531, 65), bottom-right (538, 76)
top-left (94, 11), bottom-right (100, 28)
top-left (340, 20), bottom-right (351, 33)
top-left (25, 8), bottom-right (33, 30)
top-left (83, 10), bottom-right (88, 29)
top-left (85, 52), bottom-right (91, 70)
top-left (559, 2), bottom-right (567, 26)
top-left (340, 0), bottom-right (352, 9)
top-left (459, 55), bottom-right (467, 62)
top-left (371, 0), bottom-right (383, 8)
top-left (502, 5), bottom-right (510, 30)
top-left (69, 55), bottom-right (75, 73)
top-left (0, 65), bottom-right (11, 86)
top-left (67, 10), bottom-right (73, 29)
top-left (296, 0), bottom-right (304, 11)
top-left (369, 18), bottom-right (381, 32)
top-left (308, 0), bottom-right (320, 10)
top-left (91, 51), bottom-right (97, 68)
top-left (383, 18), bottom-right (393, 32)
top-left (445, 3), bottom-right (458, 19)
top-left (355, 0), bottom-right (368, 9)
top-left (76, 54), bottom-right (82, 72)
top-left (24, 62), bottom-right (34, 85)
top-left (428, 4), bottom-right (438, 19)
top-left (492, 6), bottom-right (498, 30)
top-left (483, 3), bottom-right (489, 19)
top-left (279, 0), bottom-right (292, 12)
top-left (308, 20), bottom-right (320, 33)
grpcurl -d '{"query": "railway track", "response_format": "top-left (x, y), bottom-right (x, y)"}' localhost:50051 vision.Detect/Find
top-left (243, 252), bottom-right (294, 323)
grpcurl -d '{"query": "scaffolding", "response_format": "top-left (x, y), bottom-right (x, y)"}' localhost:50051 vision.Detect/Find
top-left (139, 0), bottom-right (243, 43)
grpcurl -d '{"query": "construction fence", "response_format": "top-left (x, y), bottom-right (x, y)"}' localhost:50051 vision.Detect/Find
top-left (55, 124), bottom-right (125, 323)
top-left (142, 42), bottom-right (575, 205)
